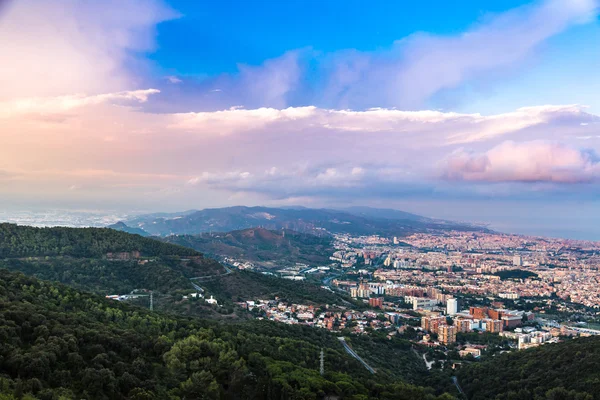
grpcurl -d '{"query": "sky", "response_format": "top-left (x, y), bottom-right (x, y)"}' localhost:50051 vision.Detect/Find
top-left (1, 0), bottom-right (600, 239)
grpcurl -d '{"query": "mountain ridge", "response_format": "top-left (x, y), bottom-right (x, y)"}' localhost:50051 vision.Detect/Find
top-left (120, 205), bottom-right (487, 237)
top-left (163, 227), bottom-right (334, 267)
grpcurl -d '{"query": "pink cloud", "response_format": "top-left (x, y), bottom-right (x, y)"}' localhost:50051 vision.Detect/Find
top-left (442, 141), bottom-right (600, 183)
top-left (0, 0), bottom-right (176, 100)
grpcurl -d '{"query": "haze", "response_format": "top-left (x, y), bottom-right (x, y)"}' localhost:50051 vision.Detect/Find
top-left (1, 0), bottom-right (599, 240)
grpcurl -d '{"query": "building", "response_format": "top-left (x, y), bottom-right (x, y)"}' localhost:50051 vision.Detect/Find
top-left (484, 319), bottom-right (503, 333)
top-left (513, 255), bottom-right (523, 267)
top-left (502, 314), bottom-right (523, 329)
top-left (454, 318), bottom-right (472, 333)
top-left (206, 296), bottom-right (218, 305)
top-left (488, 309), bottom-right (503, 320)
top-left (297, 312), bottom-right (314, 320)
top-left (438, 324), bottom-right (457, 344)
top-left (421, 315), bottom-right (446, 332)
top-left (408, 297), bottom-right (438, 310)
top-left (447, 298), bottom-right (458, 316)
top-left (469, 306), bottom-right (489, 319)
top-left (459, 347), bottom-right (481, 358)
top-left (369, 297), bottom-right (383, 308)
top-left (350, 283), bottom-right (371, 298)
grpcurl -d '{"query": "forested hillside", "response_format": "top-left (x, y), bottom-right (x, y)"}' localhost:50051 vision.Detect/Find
top-left (163, 227), bottom-right (334, 267)
top-left (0, 224), bottom-right (197, 258)
top-left (0, 225), bottom-right (353, 310)
top-left (0, 224), bottom-right (224, 298)
top-left (0, 269), bottom-right (452, 400)
top-left (457, 336), bottom-right (600, 399)
top-left (201, 270), bottom-right (361, 307)
top-left (124, 206), bottom-right (485, 237)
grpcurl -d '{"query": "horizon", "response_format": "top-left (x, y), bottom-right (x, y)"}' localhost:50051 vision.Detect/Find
top-left (1, 203), bottom-right (599, 242)
top-left (1, 0), bottom-right (599, 240)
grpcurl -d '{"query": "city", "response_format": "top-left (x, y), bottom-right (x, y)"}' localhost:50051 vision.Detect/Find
top-left (2, 0), bottom-right (600, 398)
top-left (214, 229), bottom-right (600, 369)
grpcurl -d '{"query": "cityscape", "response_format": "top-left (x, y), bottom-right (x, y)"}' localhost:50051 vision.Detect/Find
top-left (215, 230), bottom-right (600, 366)
top-left (2, 0), bottom-right (600, 398)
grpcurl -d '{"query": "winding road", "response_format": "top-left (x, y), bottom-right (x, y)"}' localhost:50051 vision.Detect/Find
top-left (189, 263), bottom-right (233, 291)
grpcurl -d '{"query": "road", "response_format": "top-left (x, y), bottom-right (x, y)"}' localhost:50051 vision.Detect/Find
top-left (189, 263), bottom-right (233, 291)
top-left (322, 273), bottom-right (340, 287)
top-left (338, 337), bottom-right (376, 374)
top-left (422, 353), bottom-right (434, 370)
top-left (189, 263), bottom-right (233, 281)
top-left (452, 376), bottom-right (466, 398)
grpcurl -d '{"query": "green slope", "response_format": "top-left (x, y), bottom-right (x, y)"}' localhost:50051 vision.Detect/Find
top-left (0, 269), bottom-right (451, 400)
top-left (0, 224), bottom-right (224, 296)
top-left (0, 223), bottom-right (197, 258)
top-left (457, 336), bottom-right (600, 399)
top-left (163, 227), bottom-right (334, 267)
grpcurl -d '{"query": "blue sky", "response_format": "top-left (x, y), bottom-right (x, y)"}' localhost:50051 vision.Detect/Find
top-left (1, 0), bottom-right (600, 239)
top-left (146, 0), bottom-right (600, 113)
top-left (151, 1), bottom-right (528, 74)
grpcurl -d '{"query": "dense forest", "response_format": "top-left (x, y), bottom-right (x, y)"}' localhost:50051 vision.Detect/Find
top-left (0, 224), bottom-right (198, 258)
top-left (0, 225), bottom-right (352, 309)
top-left (0, 224), bottom-right (225, 297)
top-left (2, 224), bottom-right (600, 399)
top-left (201, 270), bottom-right (361, 308)
top-left (457, 336), bottom-right (600, 399)
top-left (163, 227), bottom-right (334, 267)
top-left (0, 269), bottom-right (453, 400)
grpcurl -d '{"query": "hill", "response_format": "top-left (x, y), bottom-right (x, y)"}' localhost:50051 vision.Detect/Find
top-left (342, 206), bottom-right (431, 222)
top-left (0, 224), bottom-right (357, 316)
top-left (0, 223), bottom-right (197, 258)
top-left (163, 227), bottom-right (334, 267)
top-left (456, 336), bottom-right (600, 399)
top-left (122, 206), bottom-right (486, 237)
top-left (0, 223), bottom-right (222, 296)
top-left (0, 268), bottom-right (450, 400)
top-left (106, 221), bottom-right (150, 237)
top-left (200, 270), bottom-right (361, 307)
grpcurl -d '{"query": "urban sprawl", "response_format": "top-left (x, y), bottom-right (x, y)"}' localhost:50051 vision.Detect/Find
top-left (226, 231), bottom-right (600, 360)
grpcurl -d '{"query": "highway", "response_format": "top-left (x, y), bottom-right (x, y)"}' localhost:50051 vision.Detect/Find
top-left (338, 337), bottom-right (376, 374)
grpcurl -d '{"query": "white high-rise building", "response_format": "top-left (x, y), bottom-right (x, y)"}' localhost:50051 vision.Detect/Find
top-left (513, 255), bottom-right (523, 267)
top-left (447, 298), bottom-right (458, 315)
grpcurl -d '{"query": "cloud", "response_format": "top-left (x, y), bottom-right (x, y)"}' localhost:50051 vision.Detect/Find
top-left (166, 76), bottom-right (182, 84)
top-left (170, 103), bottom-right (595, 145)
top-left (0, 0), bottom-right (177, 100)
top-left (0, 87), bottom-right (598, 207)
top-left (441, 141), bottom-right (600, 183)
top-left (237, 50), bottom-right (304, 108)
top-left (142, 0), bottom-right (599, 111)
top-left (0, 89), bottom-right (159, 119)
top-left (349, 0), bottom-right (600, 109)
top-left (185, 165), bottom-right (424, 199)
